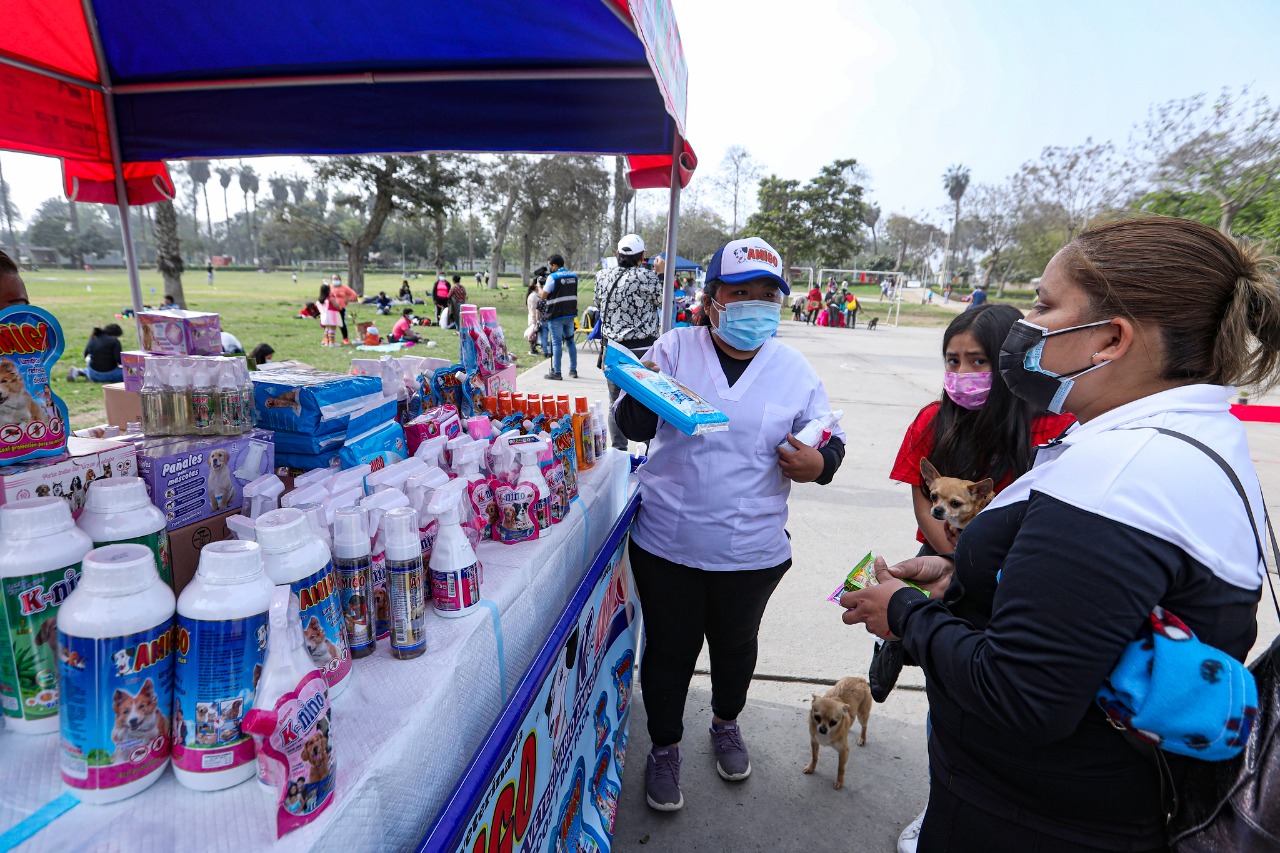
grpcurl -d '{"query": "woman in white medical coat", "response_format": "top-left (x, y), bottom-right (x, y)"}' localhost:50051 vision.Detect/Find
top-left (614, 236), bottom-right (847, 813)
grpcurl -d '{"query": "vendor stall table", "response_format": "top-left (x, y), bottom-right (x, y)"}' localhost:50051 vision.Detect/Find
top-left (0, 451), bottom-right (630, 852)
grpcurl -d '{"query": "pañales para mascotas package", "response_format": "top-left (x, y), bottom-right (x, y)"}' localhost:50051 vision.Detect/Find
top-left (603, 339), bottom-right (730, 436)
top-left (0, 305), bottom-right (70, 466)
top-left (243, 587), bottom-right (335, 839)
top-left (251, 369), bottom-right (383, 437)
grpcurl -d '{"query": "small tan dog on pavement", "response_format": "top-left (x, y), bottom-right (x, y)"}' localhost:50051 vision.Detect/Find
top-left (803, 676), bottom-right (872, 790)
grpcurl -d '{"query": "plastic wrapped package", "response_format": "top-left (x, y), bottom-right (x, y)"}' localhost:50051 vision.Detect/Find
top-left (603, 340), bottom-right (729, 436)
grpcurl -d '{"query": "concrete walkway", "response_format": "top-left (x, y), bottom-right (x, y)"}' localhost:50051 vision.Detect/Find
top-left (517, 318), bottom-right (1280, 853)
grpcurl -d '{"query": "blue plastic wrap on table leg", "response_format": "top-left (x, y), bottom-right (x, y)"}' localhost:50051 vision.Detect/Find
top-left (477, 599), bottom-right (507, 701)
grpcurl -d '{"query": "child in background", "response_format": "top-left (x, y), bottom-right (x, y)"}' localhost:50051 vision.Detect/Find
top-left (614, 236), bottom-right (846, 814)
top-left (390, 308), bottom-right (421, 344)
top-left (317, 284), bottom-right (340, 347)
top-left (249, 343), bottom-right (274, 366)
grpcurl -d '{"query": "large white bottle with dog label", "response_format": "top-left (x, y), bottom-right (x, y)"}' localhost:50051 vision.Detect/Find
top-left (172, 540), bottom-right (274, 791)
top-left (76, 476), bottom-right (172, 589)
top-left (0, 498), bottom-right (93, 734)
top-left (57, 543), bottom-right (176, 803)
top-left (256, 508), bottom-right (351, 697)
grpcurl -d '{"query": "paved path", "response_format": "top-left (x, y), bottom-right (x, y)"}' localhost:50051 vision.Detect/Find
top-left (517, 319), bottom-right (1280, 853)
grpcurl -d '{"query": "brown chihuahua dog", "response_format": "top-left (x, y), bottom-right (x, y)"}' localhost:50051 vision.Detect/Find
top-left (803, 677), bottom-right (872, 790)
top-left (920, 458), bottom-right (994, 532)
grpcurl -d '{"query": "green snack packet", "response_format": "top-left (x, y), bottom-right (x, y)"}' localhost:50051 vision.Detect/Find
top-left (828, 552), bottom-right (929, 603)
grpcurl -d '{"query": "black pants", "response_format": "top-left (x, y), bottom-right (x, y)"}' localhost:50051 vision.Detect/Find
top-left (629, 540), bottom-right (789, 746)
top-left (919, 778), bottom-right (1168, 853)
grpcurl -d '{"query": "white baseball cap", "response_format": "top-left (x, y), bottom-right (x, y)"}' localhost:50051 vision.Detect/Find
top-left (617, 234), bottom-right (645, 255)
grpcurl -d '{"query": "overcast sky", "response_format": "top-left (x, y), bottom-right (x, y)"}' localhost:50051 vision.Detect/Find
top-left (5, 0), bottom-right (1280, 230)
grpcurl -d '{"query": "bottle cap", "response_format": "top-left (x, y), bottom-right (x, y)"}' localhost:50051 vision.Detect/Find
top-left (574, 396), bottom-right (589, 414)
top-left (197, 540), bottom-right (264, 583)
top-left (0, 496), bottom-right (74, 539)
top-left (332, 506), bottom-right (370, 557)
top-left (382, 506), bottom-right (420, 560)
top-left (81, 476), bottom-right (154, 516)
top-left (254, 508), bottom-right (310, 554)
top-left (480, 307), bottom-right (499, 323)
top-left (79, 543), bottom-right (161, 595)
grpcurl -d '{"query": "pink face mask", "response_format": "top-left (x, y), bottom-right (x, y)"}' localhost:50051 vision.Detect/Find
top-left (943, 371), bottom-right (993, 410)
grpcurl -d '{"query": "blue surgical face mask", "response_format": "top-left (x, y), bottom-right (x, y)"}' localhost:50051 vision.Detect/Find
top-left (710, 299), bottom-right (781, 351)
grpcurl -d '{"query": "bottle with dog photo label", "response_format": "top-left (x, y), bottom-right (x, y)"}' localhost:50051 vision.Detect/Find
top-left (77, 477), bottom-right (172, 589)
top-left (0, 498), bottom-right (93, 734)
top-left (256, 508), bottom-right (351, 697)
top-left (191, 361), bottom-right (216, 436)
top-left (57, 544), bottom-right (176, 804)
top-left (331, 507), bottom-right (375, 659)
top-left (172, 541), bottom-right (273, 791)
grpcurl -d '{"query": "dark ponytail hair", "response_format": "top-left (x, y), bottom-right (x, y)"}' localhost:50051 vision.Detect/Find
top-left (91, 326), bottom-right (104, 338)
top-left (927, 304), bottom-right (1038, 491)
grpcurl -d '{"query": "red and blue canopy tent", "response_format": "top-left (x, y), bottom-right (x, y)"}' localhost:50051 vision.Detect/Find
top-left (0, 0), bottom-right (696, 329)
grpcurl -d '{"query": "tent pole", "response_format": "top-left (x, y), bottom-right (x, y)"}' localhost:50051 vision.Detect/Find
top-left (79, 0), bottom-right (145, 329)
top-left (659, 133), bottom-right (682, 335)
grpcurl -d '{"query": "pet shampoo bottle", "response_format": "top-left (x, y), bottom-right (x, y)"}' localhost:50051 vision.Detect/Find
top-left (0, 498), bottom-right (93, 734)
top-left (359, 489), bottom-right (410, 642)
top-left (139, 359), bottom-right (166, 436)
top-left (163, 359), bottom-right (193, 436)
top-left (332, 507), bottom-right (376, 659)
top-left (172, 540), bottom-right (273, 790)
top-left (57, 544), bottom-right (175, 803)
top-left (191, 361), bottom-right (216, 436)
top-left (256, 508), bottom-right (351, 697)
top-left (427, 482), bottom-right (482, 617)
top-left (76, 476), bottom-right (172, 589)
top-left (383, 507), bottom-right (427, 659)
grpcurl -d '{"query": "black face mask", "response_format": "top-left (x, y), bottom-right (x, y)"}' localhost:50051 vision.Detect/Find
top-left (998, 319), bottom-right (1113, 414)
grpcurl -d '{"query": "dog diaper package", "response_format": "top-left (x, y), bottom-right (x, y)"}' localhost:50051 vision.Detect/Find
top-left (137, 310), bottom-right (223, 356)
top-left (136, 430), bottom-right (275, 531)
top-left (0, 436), bottom-right (138, 517)
top-left (404, 405), bottom-right (461, 456)
top-left (0, 305), bottom-right (70, 466)
top-left (603, 340), bottom-right (729, 437)
top-left (252, 370), bottom-right (383, 437)
top-left (337, 400), bottom-right (407, 471)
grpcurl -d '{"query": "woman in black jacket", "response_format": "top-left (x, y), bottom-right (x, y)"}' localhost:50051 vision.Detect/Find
top-left (843, 217), bottom-right (1280, 852)
top-left (68, 324), bottom-right (124, 383)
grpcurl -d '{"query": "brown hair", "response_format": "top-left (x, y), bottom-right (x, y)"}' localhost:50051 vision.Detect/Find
top-left (1061, 216), bottom-right (1280, 392)
top-left (0, 250), bottom-right (17, 276)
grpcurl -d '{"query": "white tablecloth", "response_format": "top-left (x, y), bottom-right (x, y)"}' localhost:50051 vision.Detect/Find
top-left (0, 450), bottom-right (630, 853)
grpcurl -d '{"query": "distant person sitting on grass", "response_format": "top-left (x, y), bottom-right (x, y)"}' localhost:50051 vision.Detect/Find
top-left (399, 281), bottom-right (414, 302)
top-left (249, 343), bottom-right (274, 365)
top-left (390, 308), bottom-right (422, 343)
top-left (220, 330), bottom-right (245, 355)
top-left (297, 301), bottom-right (320, 319)
top-left (67, 324), bottom-right (124, 383)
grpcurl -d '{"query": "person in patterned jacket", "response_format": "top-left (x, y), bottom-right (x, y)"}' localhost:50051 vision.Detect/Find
top-left (595, 234), bottom-right (664, 451)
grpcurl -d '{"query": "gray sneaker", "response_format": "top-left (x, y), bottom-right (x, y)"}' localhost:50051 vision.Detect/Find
top-left (645, 746), bottom-right (684, 811)
top-left (710, 720), bottom-right (751, 781)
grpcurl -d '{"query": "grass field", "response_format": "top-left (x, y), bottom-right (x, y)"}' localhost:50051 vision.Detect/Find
top-left (25, 269), bottom-right (987, 429)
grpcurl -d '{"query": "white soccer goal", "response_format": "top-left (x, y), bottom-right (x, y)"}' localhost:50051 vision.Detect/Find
top-left (817, 269), bottom-right (907, 327)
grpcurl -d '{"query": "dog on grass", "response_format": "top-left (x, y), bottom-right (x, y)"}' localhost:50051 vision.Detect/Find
top-left (803, 677), bottom-right (872, 790)
top-left (920, 458), bottom-right (994, 533)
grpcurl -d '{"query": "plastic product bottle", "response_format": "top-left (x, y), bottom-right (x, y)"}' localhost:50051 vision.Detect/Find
top-left (406, 468), bottom-right (450, 564)
top-left (244, 587), bottom-right (336, 830)
top-left (237, 362), bottom-right (255, 433)
top-left (427, 482), bottom-right (482, 617)
top-left (163, 359), bottom-right (193, 436)
top-left (777, 410), bottom-right (844, 453)
top-left (513, 435), bottom-right (551, 532)
top-left (0, 498), bottom-right (93, 734)
top-left (495, 437), bottom-right (548, 543)
top-left (216, 361), bottom-right (241, 436)
top-left (455, 441), bottom-right (495, 544)
top-left (383, 507), bottom-right (427, 659)
top-left (537, 427), bottom-right (568, 524)
top-left (446, 434), bottom-right (474, 475)
top-left (364, 457), bottom-right (429, 495)
top-left (140, 359), bottom-right (167, 436)
top-left (191, 361), bottom-right (216, 436)
top-left (57, 544), bottom-right (175, 803)
top-left (572, 396), bottom-right (595, 471)
top-left (255, 508), bottom-right (351, 697)
top-left (413, 435), bottom-right (449, 472)
top-left (549, 416), bottom-right (579, 501)
top-left (76, 476), bottom-right (173, 588)
top-left (332, 507), bottom-right (376, 659)
top-left (172, 540), bottom-right (273, 790)
top-left (360, 489), bottom-right (410, 642)
top-left (592, 402), bottom-right (608, 460)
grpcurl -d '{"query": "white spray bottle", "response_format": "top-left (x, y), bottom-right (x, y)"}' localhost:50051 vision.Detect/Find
top-left (413, 435), bottom-right (449, 475)
top-left (513, 435), bottom-right (552, 532)
top-left (406, 468), bottom-right (450, 565)
top-left (454, 441), bottom-right (495, 545)
top-left (427, 480), bottom-right (482, 617)
top-left (777, 409), bottom-right (844, 453)
top-left (360, 489), bottom-right (410, 641)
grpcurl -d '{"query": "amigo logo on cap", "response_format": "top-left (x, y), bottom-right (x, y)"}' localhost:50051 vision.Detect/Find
top-left (731, 246), bottom-right (779, 268)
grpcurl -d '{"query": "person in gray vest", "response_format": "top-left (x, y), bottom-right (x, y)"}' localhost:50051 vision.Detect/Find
top-left (538, 253), bottom-right (579, 380)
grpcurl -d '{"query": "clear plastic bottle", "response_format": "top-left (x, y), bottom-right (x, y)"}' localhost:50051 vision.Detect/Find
top-left (139, 359), bottom-right (166, 437)
top-left (0, 498), bottom-right (94, 734)
top-left (163, 359), bottom-right (193, 436)
top-left (190, 361), bottom-right (216, 436)
top-left (57, 544), bottom-right (175, 803)
top-left (383, 507), bottom-right (426, 659)
top-left (238, 362), bottom-right (255, 433)
top-left (216, 361), bottom-right (240, 436)
top-left (427, 481), bottom-right (481, 618)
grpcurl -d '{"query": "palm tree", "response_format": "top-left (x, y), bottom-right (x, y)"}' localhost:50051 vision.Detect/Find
top-left (154, 200), bottom-right (186, 308)
top-left (188, 160), bottom-right (213, 245)
top-left (861, 203), bottom-right (881, 255)
top-left (239, 164), bottom-right (256, 261)
top-left (217, 167), bottom-right (234, 250)
top-left (942, 164), bottom-right (971, 280)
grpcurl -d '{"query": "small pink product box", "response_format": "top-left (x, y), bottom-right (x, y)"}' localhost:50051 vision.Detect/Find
top-left (137, 310), bottom-right (223, 356)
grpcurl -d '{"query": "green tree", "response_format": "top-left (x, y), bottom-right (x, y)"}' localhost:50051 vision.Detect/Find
top-left (746, 176), bottom-right (814, 278)
top-left (26, 198), bottom-right (112, 264)
top-left (482, 155), bottom-right (529, 289)
top-left (216, 168), bottom-right (235, 251)
top-left (805, 158), bottom-right (867, 267)
top-left (638, 204), bottom-right (730, 266)
top-left (861, 203), bottom-right (881, 255)
top-left (713, 145), bottom-right (762, 237)
top-left (188, 161), bottom-right (213, 245)
top-left (153, 200), bottom-right (186, 308)
top-left (0, 157), bottom-right (21, 259)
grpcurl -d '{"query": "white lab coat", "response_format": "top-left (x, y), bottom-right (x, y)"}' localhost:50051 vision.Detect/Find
top-left (629, 326), bottom-right (846, 572)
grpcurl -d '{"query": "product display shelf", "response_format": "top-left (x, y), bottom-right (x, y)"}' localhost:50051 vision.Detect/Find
top-left (0, 451), bottom-right (630, 852)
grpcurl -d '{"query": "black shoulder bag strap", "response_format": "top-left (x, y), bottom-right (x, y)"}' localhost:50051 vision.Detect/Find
top-left (1119, 426), bottom-right (1280, 823)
